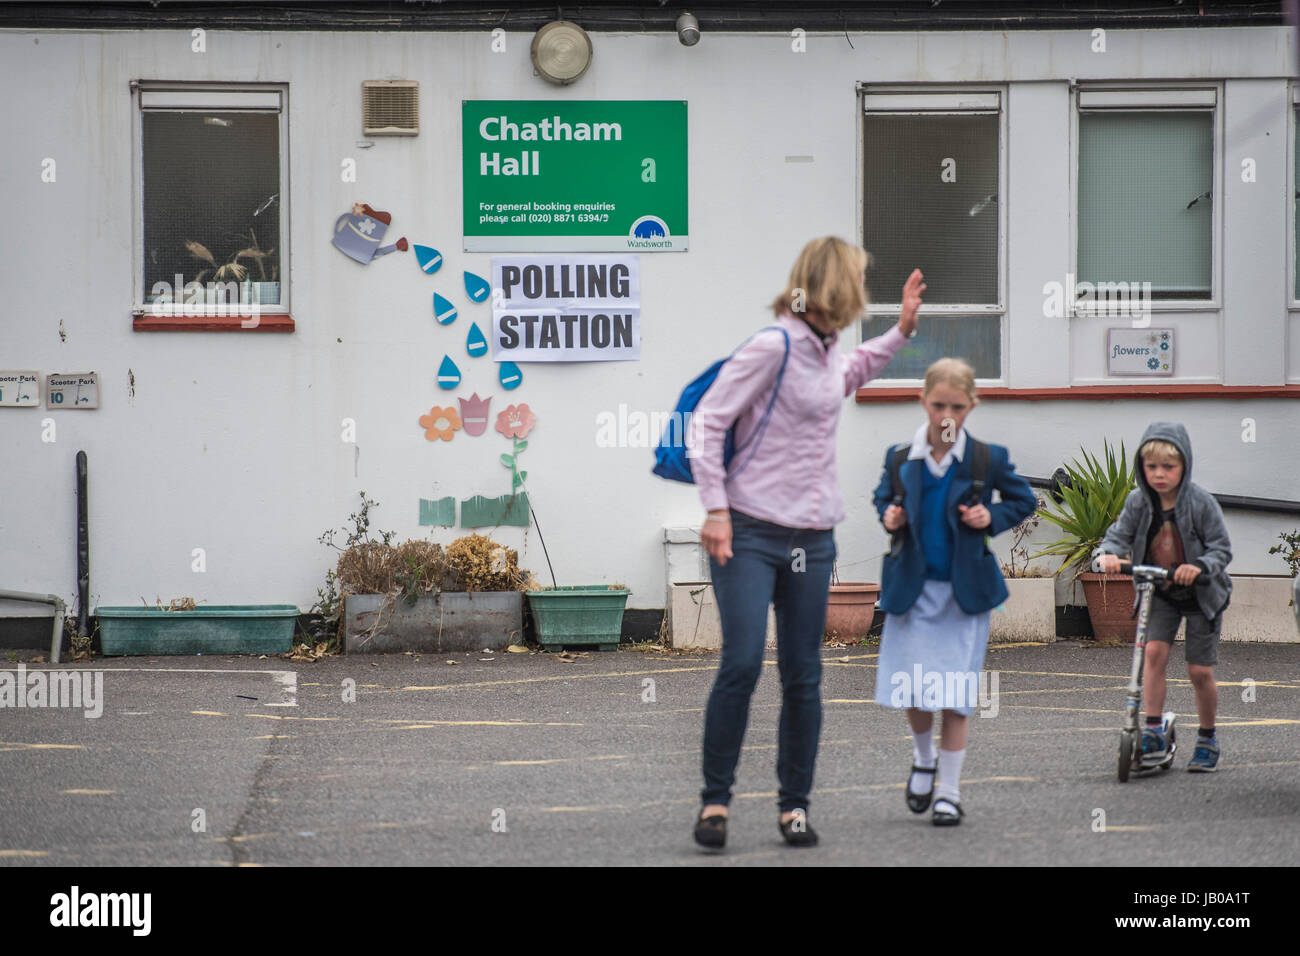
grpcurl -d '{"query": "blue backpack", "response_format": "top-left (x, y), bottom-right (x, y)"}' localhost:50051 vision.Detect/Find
top-left (652, 326), bottom-right (791, 484)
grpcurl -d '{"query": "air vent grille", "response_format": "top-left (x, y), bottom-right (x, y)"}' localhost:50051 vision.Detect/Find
top-left (362, 81), bottom-right (419, 136)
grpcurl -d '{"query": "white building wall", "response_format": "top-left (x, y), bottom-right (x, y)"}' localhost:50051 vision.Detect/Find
top-left (1, 25), bottom-right (1297, 618)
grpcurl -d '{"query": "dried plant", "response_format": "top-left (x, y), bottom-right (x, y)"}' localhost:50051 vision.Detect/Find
top-left (446, 533), bottom-right (526, 593)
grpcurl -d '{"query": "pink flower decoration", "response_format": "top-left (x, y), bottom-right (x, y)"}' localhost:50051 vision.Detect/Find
top-left (495, 403), bottom-right (536, 439)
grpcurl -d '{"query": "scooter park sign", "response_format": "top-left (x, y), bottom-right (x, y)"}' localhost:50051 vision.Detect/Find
top-left (463, 100), bottom-right (687, 253)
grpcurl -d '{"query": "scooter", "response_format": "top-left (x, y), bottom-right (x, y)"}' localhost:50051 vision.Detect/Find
top-left (1094, 559), bottom-right (1205, 783)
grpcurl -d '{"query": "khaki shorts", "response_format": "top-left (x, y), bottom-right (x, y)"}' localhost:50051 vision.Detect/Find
top-left (1147, 594), bottom-right (1220, 667)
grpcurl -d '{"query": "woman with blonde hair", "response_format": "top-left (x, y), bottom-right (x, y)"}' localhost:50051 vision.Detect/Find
top-left (689, 236), bottom-right (924, 849)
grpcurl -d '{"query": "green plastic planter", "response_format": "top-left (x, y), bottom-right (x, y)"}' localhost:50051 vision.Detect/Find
top-left (525, 587), bottom-right (630, 652)
top-left (96, 605), bottom-right (299, 656)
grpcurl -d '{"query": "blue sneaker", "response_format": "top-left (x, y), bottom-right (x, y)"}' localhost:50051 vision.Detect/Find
top-left (1187, 736), bottom-right (1220, 773)
top-left (1140, 724), bottom-right (1168, 766)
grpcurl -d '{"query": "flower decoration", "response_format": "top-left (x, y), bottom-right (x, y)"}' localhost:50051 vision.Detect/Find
top-left (419, 406), bottom-right (462, 441)
top-left (458, 393), bottom-right (492, 437)
top-left (1147, 357), bottom-right (1159, 370)
top-left (495, 403), bottom-right (536, 439)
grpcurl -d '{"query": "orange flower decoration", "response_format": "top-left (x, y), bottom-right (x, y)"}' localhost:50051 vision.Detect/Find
top-left (495, 403), bottom-right (536, 439)
top-left (419, 406), bottom-right (462, 441)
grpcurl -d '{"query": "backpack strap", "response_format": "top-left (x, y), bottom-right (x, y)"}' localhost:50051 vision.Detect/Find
top-left (889, 444), bottom-right (909, 505)
top-left (728, 327), bottom-right (790, 479)
top-left (967, 436), bottom-right (990, 504)
top-left (887, 444), bottom-right (910, 558)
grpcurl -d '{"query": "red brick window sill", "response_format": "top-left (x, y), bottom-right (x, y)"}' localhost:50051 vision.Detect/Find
top-left (132, 313), bottom-right (295, 332)
top-left (855, 384), bottom-right (1300, 403)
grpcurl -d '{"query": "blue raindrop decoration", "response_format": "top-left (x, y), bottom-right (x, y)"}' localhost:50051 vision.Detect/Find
top-left (413, 245), bottom-right (443, 274)
top-left (464, 271), bottom-right (491, 303)
top-left (436, 355), bottom-right (461, 390)
top-left (498, 360), bottom-right (523, 390)
top-left (433, 293), bottom-right (458, 325)
top-left (466, 322), bottom-right (488, 357)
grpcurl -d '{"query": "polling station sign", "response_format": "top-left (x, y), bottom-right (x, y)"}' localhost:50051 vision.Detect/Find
top-left (491, 255), bottom-right (640, 362)
top-left (464, 101), bottom-right (687, 253)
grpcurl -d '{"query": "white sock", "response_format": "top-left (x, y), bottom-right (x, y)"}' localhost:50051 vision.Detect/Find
top-left (910, 727), bottom-right (936, 792)
top-left (934, 747), bottom-right (966, 806)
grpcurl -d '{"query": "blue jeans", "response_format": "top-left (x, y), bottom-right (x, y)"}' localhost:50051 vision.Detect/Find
top-left (700, 509), bottom-right (836, 813)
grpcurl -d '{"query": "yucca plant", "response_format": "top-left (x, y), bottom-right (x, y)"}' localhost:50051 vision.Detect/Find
top-left (1030, 439), bottom-right (1136, 577)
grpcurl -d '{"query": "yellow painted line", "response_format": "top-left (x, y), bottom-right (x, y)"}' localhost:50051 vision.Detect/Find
top-left (995, 686), bottom-right (1127, 696)
top-left (400, 664), bottom-right (717, 693)
top-left (394, 720), bottom-right (583, 729)
top-left (989, 668), bottom-right (1300, 688)
top-left (0, 741), bottom-right (84, 750)
top-left (236, 862), bottom-right (265, 867)
top-left (0, 850), bottom-right (50, 857)
top-left (251, 734), bottom-right (293, 740)
top-left (1215, 718), bottom-right (1300, 727)
top-left (987, 642), bottom-right (1053, 649)
top-left (242, 714), bottom-right (341, 721)
top-left (191, 710), bottom-right (228, 717)
top-left (497, 755), bottom-right (629, 766)
top-left (1002, 704), bottom-right (1134, 715)
top-left (61, 789), bottom-right (115, 795)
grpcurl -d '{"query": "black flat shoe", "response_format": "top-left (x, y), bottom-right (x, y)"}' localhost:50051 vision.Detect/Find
top-left (932, 797), bottom-right (964, 827)
top-left (694, 809), bottom-right (727, 849)
top-left (778, 812), bottom-right (819, 847)
top-left (906, 764), bottom-right (937, 814)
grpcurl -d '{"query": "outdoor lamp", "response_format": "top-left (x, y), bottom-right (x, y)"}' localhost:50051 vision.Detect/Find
top-left (676, 12), bottom-right (700, 45)
top-left (531, 20), bottom-right (593, 84)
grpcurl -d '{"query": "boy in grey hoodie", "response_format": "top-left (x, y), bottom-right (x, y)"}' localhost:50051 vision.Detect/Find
top-left (1095, 422), bottom-right (1232, 772)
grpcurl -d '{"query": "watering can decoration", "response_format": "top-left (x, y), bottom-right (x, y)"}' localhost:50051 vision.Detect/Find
top-left (332, 203), bottom-right (408, 264)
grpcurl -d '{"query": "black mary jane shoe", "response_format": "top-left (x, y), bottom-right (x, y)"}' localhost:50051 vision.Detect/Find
top-left (694, 809), bottom-right (727, 849)
top-left (778, 812), bottom-right (819, 848)
top-left (906, 764), bottom-right (937, 814)
top-left (931, 797), bottom-right (964, 827)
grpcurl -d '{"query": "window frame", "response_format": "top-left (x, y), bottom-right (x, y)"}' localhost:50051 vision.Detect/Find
top-left (1289, 82), bottom-right (1300, 312)
top-left (130, 80), bottom-right (292, 331)
top-left (855, 84), bottom-right (1009, 386)
top-left (1070, 82), bottom-right (1222, 317)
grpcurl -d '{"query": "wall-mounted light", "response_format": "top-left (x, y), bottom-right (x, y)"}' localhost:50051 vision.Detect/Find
top-left (676, 12), bottom-right (700, 46)
top-left (531, 20), bottom-right (593, 85)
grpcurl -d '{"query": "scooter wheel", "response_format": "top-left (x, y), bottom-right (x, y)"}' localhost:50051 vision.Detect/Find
top-left (1118, 730), bottom-right (1136, 782)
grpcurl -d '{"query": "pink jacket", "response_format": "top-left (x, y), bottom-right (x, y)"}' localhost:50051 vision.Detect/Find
top-left (688, 314), bottom-right (907, 529)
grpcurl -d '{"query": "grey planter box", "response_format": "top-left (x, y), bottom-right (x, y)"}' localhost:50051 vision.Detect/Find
top-left (342, 591), bottom-right (523, 653)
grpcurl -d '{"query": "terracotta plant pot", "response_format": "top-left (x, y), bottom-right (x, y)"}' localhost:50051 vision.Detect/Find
top-left (1077, 572), bottom-right (1136, 642)
top-left (825, 583), bottom-right (881, 640)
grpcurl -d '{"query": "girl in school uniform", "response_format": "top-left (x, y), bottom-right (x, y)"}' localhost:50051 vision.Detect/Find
top-left (872, 358), bottom-right (1037, 826)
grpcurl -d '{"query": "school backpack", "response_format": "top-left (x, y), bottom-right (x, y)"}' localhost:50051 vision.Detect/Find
top-left (887, 436), bottom-right (990, 555)
top-left (652, 326), bottom-right (791, 484)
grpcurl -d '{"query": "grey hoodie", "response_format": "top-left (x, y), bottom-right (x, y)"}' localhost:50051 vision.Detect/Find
top-left (1097, 422), bottom-right (1232, 620)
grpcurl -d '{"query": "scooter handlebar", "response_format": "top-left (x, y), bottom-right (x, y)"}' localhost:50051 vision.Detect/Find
top-left (1093, 558), bottom-right (1210, 585)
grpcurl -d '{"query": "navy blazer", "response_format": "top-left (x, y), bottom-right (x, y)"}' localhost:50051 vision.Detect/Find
top-left (872, 437), bottom-right (1038, 615)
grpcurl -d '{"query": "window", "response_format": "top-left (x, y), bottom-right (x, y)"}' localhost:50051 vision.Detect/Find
top-left (1294, 85), bottom-right (1300, 302)
top-left (1076, 88), bottom-right (1216, 306)
top-left (133, 84), bottom-right (289, 328)
top-left (859, 90), bottom-right (1004, 379)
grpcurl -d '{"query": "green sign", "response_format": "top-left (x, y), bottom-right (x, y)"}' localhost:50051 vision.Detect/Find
top-left (463, 100), bottom-right (687, 252)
